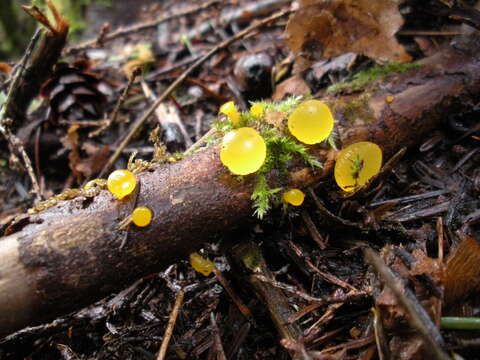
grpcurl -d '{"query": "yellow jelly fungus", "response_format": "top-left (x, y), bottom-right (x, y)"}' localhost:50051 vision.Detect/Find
top-left (250, 103), bottom-right (265, 118)
top-left (219, 101), bottom-right (240, 125)
top-left (288, 100), bottom-right (334, 145)
top-left (283, 189), bottom-right (305, 206)
top-left (132, 206), bottom-right (153, 227)
top-left (107, 169), bottom-right (137, 199)
top-left (220, 127), bottom-right (266, 175)
top-left (334, 141), bottom-right (383, 192)
top-left (189, 252), bottom-right (215, 276)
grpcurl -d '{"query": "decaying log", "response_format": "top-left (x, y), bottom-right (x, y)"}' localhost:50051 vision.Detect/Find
top-left (1, 35), bottom-right (480, 337)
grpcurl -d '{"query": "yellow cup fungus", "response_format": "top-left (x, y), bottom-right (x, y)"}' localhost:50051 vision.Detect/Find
top-left (334, 141), bottom-right (383, 192)
top-left (220, 127), bottom-right (266, 175)
top-left (283, 188), bottom-right (305, 206)
top-left (107, 169), bottom-right (137, 199)
top-left (288, 100), bottom-right (334, 145)
top-left (250, 103), bottom-right (265, 118)
top-left (219, 101), bottom-right (240, 125)
top-left (189, 252), bottom-right (215, 276)
top-left (132, 206), bottom-right (153, 227)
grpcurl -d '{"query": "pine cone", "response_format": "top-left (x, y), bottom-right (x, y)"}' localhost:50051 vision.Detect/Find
top-left (40, 60), bottom-right (112, 122)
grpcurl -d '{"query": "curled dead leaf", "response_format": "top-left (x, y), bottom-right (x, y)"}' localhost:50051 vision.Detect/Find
top-left (286, 0), bottom-right (411, 71)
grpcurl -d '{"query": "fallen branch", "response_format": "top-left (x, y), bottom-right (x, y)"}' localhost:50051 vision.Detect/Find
top-left (0, 34), bottom-right (479, 338)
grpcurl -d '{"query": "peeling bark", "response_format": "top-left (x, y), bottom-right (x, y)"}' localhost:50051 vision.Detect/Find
top-left (1, 37), bottom-right (480, 337)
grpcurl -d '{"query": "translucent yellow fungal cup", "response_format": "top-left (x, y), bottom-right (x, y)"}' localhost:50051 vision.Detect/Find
top-left (219, 101), bottom-right (240, 125)
top-left (132, 206), bottom-right (153, 227)
top-left (250, 103), bottom-right (265, 118)
top-left (220, 127), bottom-right (266, 175)
top-left (288, 100), bottom-right (334, 145)
top-left (283, 189), bottom-right (305, 206)
top-left (107, 169), bottom-right (137, 199)
top-left (189, 252), bottom-right (215, 276)
top-left (334, 141), bottom-right (383, 192)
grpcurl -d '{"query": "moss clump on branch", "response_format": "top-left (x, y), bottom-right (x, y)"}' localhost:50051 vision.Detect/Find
top-left (215, 97), bottom-right (334, 218)
top-left (327, 62), bottom-right (422, 94)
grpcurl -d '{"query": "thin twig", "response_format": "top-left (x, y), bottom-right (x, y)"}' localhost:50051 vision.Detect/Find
top-left (371, 307), bottom-right (390, 360)
top-left (183, 128), bottom-right (216, 156)
top-left (301, 210), bottom-right (327, 249)
top-left (111, 67), bottom-right (142, 126)
top-left (307, 188), bottom-right (363, 230)
top-left (304, 258), bottom-right (359, 292)
top-left (89, 67), bottom-right (141, 139)
top-left (65, 0), bottom-right (221, 53)
top-left (0, 29), bottom-right (42, 120)
top-left (437, 217), bottom-right (444, 263)
top-left (0, 120), bottom-right (42, 201)
top-left (364, 248), bottom-right (450, 360)
top-left (98, 7), bottom-right (292, 177)
top-left (156, 289), bottom-right (185, 360)
top-left (369, 189), bottom-right (448, 208)
top-left (210, 312), bottom-right (227, 360)
top-left (213, 268), bottom-right (252, 319)
top-left (0, 29), bottom-right (43, 201)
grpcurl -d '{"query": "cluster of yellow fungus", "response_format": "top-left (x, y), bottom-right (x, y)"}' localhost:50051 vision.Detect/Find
top-left (288, 100), bottom-right (334, 145)
top-left (107, 169), bottom-right (137, 199)
top-left (220, 127), bottom-right (266, 175)
top-left (334, 141), bottom-right (383, 192)
top-left (219, 101), bottom-right (240, 125)
top-left (189, 252), bottom-right (215, 276)
top-left (217, 99), bottom-right (336, 216)
top-left (107, 169), bottom-right (153, 228)
top-left (250, 103), bottom-right (265, 118)
top-left (282, 189), bottom-right (305, 206)
top-left (132, 206), bottom-right (153, 227)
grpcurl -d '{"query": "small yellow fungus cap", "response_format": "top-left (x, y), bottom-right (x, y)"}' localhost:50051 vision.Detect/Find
top-left (334, 141), bottom-right (383, 192)
top-left (189, 252), bottom-right (215, 276)
top-left (288, 100), bottom-right (334, 145)
top-left (132, 206), bottom-right (153, 227)
top-left (250, 103), bottom-right (265, 118)
top-left (220, 127), bottom-right (266, 175)
top-left (107, 169), bottom-right (137, 199)
top-left (219, 101), bottom-right (240, 125)
top-left (283, 189), bottom-right (305, 206)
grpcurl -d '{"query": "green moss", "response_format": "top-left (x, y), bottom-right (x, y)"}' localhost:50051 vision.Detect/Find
top-left (327, 62), bottom-right (422, 94)
top-left (327, 93), bottom-right (376, 125)
top-left (214, 97), bottom-right (332, 218)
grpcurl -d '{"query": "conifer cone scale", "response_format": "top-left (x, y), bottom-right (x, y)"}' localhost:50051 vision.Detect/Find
top-left (40, 61), bottom-right (111, 122)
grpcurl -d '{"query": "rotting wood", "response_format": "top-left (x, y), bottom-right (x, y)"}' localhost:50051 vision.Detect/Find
top-left (1, 35), bottom-right (480, 338)
top-left (2, 1), bottom-right (68, 128)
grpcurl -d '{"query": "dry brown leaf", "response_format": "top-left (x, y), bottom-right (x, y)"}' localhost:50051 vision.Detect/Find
top-left (61, 125), bottom-right (82, 183)
top-left (285, 0), bottom-right (411, 71)
top-left (272, 74), bottom-right (310, 101)
top-left (0, 62), bottom-right (12, 74)
top-left (444, 236), bottom-right (480, 306)
top-left (75, 145), bottom-right (110, 178)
